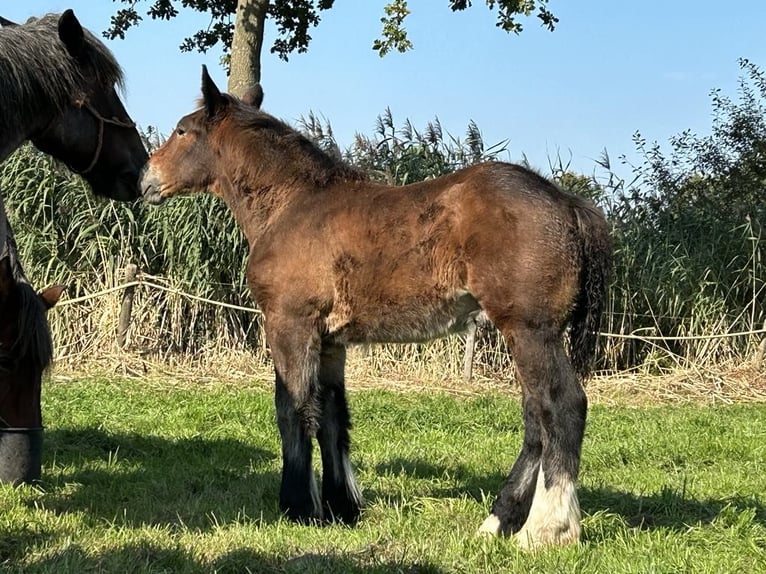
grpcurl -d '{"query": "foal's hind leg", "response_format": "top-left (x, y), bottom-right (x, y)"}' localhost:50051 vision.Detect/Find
top-left (478, 390), bottom-right (542, 536)
top-left (268, 319), bottom-right (324, 523)
top-left (513, 326), bottom-right (585, 548)
top-left (316, 344), bottom-right (364, 523)
top-left (483, 324), bottom-right (586, 548)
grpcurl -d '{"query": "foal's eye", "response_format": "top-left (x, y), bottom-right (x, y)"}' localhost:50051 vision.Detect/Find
top-left (176, 125), bottom-right (186, 136)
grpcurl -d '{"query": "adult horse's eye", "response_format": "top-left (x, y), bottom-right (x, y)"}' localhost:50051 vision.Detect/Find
top-left (176, 125), bottom-right (186, 136)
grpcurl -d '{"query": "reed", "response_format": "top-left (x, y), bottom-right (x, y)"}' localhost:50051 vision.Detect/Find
top-left (2, 60), bottom-right (764, 384)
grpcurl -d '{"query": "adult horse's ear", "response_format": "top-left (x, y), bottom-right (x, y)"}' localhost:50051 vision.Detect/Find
top-left (241, 85), bottom-right (264, 109)
top-left (0, 16), bottom-right (18, 27)
top-left (58, 9), bottom-right (85, 57)
top-left (201, 65), bottom-right (227, 119)
top-left (39, 285), bottom-right (66, 311)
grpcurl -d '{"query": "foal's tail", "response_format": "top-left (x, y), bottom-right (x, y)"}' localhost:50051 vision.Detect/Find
top-left (568, 199), bottom-right (612, 380)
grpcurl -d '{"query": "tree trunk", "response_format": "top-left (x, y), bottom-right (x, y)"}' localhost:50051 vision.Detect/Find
top-left (117, 264), bottom-right (139, 349)
top-left (463, 319), bottom-right (477, 381)
top-left (228, 0), bottom-right (268, 98)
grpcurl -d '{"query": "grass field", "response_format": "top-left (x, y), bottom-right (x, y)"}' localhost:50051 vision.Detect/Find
top-left (1, 375), bottom-right (765, 573)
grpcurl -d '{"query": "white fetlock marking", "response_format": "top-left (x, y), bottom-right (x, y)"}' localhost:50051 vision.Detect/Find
top-left (342, 453), bottom-right (364, 507)
top-left (477, 513), bottom-right (502, 536)
top-left (309, 471), bottom-right (323, 519)
top-left (515, 463), bottom-right (581, 550)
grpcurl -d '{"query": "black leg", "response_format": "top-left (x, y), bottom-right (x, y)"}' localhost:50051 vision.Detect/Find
top-left (316, 344), bottom-right (363, 523)
top-left (480, 325), bottom-right (585, 548)
top-left (512, 326), bottom-right (585, 548)
top-left (267, 317), bottom-right (323, 523)
top-left (479, 391), bottom-right (542, 535)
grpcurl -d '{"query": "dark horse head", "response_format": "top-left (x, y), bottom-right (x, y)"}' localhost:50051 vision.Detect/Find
top-left (0, 202), bottom-right (63, 485)
top-left (0, 10), bottom-right (144, 485)
top-left (0, 10), bottom-right (148, 200)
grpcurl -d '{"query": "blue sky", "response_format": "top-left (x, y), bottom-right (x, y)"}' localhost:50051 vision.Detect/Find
top-left (8, 2), bottom-right (766, 181)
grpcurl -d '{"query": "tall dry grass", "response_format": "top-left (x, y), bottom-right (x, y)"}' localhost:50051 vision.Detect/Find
top-left (2, 65), bottom-right (765, 390)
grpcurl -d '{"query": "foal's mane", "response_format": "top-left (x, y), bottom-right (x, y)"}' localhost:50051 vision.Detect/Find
top-left (0, 223), bottom-right (53, 373)
top-left (216, 97), bottom-right (368, 188)
top-left (0, 13), bottom-right (124, 139)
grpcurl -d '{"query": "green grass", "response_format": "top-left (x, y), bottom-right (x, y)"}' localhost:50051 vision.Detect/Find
top-left (2, 377), bottom-right (765, 573)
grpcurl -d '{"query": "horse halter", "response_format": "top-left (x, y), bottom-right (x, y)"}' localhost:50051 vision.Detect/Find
top-left (72, 100), bottom-right (137, 175)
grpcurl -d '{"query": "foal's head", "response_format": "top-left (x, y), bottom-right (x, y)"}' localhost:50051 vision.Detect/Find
top-left (140, 66), bottom-right (249, 205)
top-left (141, 66), bottom-right (361, 205)
top-left (1, 11), bottom-right (148, 200)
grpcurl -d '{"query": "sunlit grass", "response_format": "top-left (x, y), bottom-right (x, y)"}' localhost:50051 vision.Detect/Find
top-left (1, 376), bottom-right (764, 573)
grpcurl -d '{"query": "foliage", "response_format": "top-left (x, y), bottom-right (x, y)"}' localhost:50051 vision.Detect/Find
top-left (374, 0), bottom-right (558, 56)
top-left (1, 377), bottom-right (765, 573)
top-left (353, 110), bottom-right (508, 184)
top-left (3, 61), bottom-right (766, 374)
top-left (105, 0), bottom-right (558, 59)
top-left (0, 143), bottom-right (255, 357)
top-left (623, 59), bottom-right (766, 227)
top-left (595, 58), bottom-right (766, 371)
top-left (302, 107), bottom-right (509, 185)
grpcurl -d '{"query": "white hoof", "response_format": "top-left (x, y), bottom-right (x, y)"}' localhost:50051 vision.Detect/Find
top-left (515, 464), bottom-right (581, 550)
top-left (515, 521), bottom-right (580, 550)
top-left (477, 513), bottom-right (502, 536)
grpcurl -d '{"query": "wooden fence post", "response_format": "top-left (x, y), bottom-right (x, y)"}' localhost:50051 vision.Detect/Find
top-left (117, 264), bottom-right (138, 349)
top-left (756, 320), bottom-right (766, 369)
top-left (463, 318), bottom-right (478, 381)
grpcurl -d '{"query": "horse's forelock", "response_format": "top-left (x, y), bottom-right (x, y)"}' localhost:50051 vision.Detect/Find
top-left (80, 25), bottom-right (125, 93)
top-left (0, 12), bottom-right (124, 126)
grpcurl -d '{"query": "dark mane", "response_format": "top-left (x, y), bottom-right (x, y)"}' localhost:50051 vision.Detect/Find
top-left (0, 227), bottom-right (53, 373)
top-left (225, 98), bottom-right (368, 187)
top-left (0, 13), bottom-right (124, 140)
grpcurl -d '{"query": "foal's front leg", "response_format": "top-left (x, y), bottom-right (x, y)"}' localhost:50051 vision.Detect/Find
top-left (316, 344), bottom-right (363, 523)
top-left (267, 318), bottom-right (323, 523)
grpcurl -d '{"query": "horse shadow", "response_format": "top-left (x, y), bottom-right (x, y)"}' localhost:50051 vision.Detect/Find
top-left (372, 457), bottom-right (766, 537)
top-left (3, 539), bottom-right (445, 573)
top-left (35, 427), bottom-right (282, 530)
top-left (6, 430), bottom-right (448, 573)
top-left (25, 429), bottom-right (764, 549)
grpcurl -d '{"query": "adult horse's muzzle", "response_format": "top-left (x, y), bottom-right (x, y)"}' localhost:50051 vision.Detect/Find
top-left (0, 426), bottom-right (43, 485)
top-left (138, 164), bottom-right (166, 205)
top-left (86, 168), bottom-right (144, 202)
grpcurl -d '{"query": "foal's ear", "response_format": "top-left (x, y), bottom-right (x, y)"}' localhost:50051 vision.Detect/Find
top-left (39, 285), bottom-right (66, 311)
top-left (201, 65), bottom-right (227, 119)
top-left (0, 16), bottom-right (18, 27)
top-left (58, 9), bottom-right (85, 57)
top-left (241, 85), bottom-right (264, 109)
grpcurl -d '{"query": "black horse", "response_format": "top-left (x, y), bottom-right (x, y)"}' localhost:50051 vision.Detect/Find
top-left (0, 199), bottom-right (63, 484)
top-left (0, 11), bottom-right (148, 484)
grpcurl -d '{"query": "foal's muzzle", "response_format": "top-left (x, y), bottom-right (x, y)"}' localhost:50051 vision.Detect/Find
top-left (0, 427), bottom-right (43, 485)
top-left (138, 164), bottom-right (166, 205)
